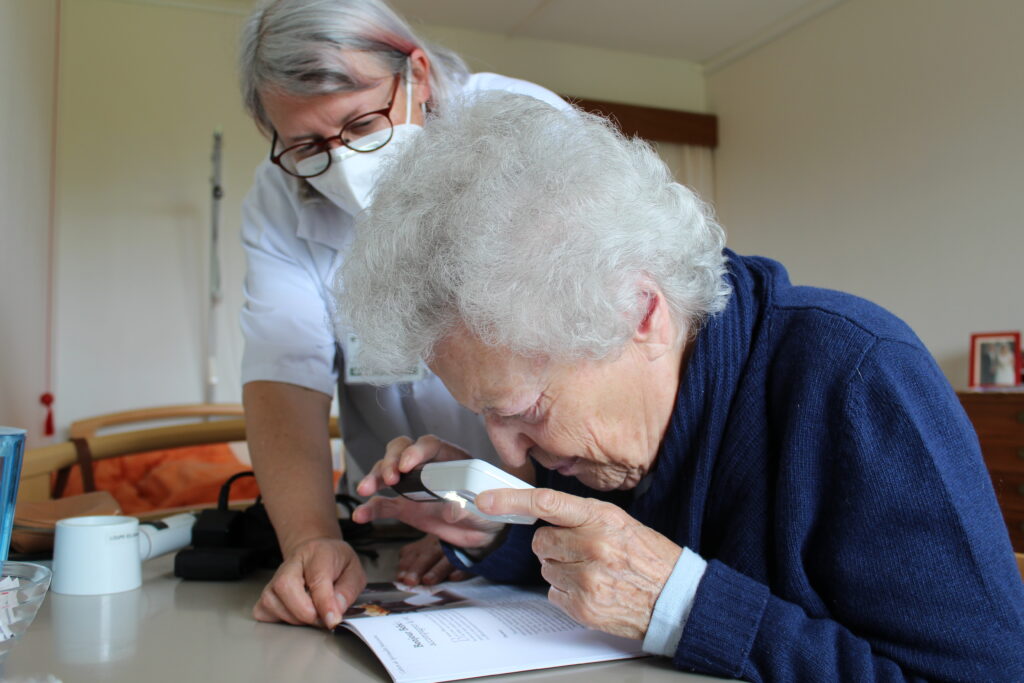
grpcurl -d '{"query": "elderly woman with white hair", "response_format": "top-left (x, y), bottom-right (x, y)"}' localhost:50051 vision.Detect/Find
top-left (237, 0), bottom-right (568, 630)
top-left (348, 93), bottom-right (1024, 680)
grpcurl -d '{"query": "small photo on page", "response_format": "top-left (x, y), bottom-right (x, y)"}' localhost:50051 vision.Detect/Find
top-left (344, 582), bottom-right (467, 619)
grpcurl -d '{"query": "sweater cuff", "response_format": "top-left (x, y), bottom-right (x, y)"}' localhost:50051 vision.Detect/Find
top-left (642, 547), bottom-right (707, 656)
top-left (674, 560), bottom-right (769, 679)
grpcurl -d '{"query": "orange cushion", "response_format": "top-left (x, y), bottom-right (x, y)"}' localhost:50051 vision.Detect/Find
top-left (58, 444), bottom-right (260, 514)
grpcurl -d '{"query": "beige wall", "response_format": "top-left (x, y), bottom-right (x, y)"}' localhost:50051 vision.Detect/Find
top-left (10, 0), bottom-right (1018, 437)
top-left (708, 0), bottom-right (1024, 388)
top-left (54, 0), bottom-right (265, 429)
top-left (17, 0), bottom-right (705, 435)
top-left (0, 0), bottom-right (58, 444)
top-left (418, 24), bottom-right (707, 112)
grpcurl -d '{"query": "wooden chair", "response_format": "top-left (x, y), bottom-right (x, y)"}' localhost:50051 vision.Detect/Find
top-left (67, 403), bottom-right (246, 440)
top-left (19, 403), bottom-right (340, 507)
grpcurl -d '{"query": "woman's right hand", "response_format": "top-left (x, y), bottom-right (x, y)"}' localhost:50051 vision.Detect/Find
top-left (354, 435), bottom-right (505, 552)
top-left (356, 434), bottom-right (470, 498)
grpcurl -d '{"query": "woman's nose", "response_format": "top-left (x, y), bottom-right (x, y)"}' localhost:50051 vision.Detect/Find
top-left (324, 136), bottom-right (347, 151)
top-left (484, 415), bottom-right (530, 468)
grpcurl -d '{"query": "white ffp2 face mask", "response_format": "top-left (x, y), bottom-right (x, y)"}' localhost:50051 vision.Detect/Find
top-left (302, 68), bottom-right (422, 216)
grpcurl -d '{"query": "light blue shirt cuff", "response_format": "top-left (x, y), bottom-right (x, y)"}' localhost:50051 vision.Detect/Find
top-left (641, 547), bottom-right (707, 657)
top-left (450, 546), bottom-right (476, 567)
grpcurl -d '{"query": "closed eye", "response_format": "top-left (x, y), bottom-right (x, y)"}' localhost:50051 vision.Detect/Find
top-left (508, 396), bottom-right (544, 425)
top-left (280, 138), bottom-right (327, 161)
top-left (347, 118), bottom-right (375, 133)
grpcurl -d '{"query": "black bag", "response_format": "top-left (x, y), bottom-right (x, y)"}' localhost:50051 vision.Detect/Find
top-left (174, 471), bottom-right (375, 580)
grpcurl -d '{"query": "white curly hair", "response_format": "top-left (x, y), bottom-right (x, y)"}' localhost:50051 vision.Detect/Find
top-left (339, 92), bottom-right (730, 376)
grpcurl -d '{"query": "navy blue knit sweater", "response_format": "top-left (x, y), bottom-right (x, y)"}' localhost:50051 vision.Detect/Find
top-left (450, 252), bottom-right (1024, 681)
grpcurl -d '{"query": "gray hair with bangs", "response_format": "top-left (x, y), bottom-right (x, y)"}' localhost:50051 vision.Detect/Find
top-left (339, 92), bottom-right (730, 376)
top-left (240, 0), bottom-right (470, 135)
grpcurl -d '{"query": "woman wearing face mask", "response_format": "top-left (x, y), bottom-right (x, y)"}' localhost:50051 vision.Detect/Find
top-left (237, 0), bottom-right (569, 630)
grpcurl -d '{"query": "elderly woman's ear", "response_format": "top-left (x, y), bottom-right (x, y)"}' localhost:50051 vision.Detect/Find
top-left (633, 289), bottom-right (681, 361)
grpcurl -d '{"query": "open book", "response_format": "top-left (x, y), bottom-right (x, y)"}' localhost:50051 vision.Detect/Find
top-left (338, 578), bottom-right (647, 683)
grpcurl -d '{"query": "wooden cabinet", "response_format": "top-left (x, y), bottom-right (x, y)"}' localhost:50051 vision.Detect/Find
top-left (958, 391), bottom-right (1024, 551)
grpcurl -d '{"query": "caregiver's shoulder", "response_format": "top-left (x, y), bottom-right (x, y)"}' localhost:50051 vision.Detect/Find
top-left (461, 72), bottom-right (570, 111)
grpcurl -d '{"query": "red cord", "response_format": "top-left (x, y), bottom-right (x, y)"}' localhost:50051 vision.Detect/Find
top-left (41, 1), bottom-right (62, 439)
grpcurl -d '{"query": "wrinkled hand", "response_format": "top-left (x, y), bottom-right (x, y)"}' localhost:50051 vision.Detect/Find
top-left (353, 489), bottom-right (504, 553)
top-left (396, 534), bottom-right (469, 586)
top-left (476, 488), bottom-right (681, 640)
top-left (252, 537), bottom-right (366, 629)
top-left (354, 434), bottom-right (506, 553)
top-left (356, 434), bottom-right (471, 498)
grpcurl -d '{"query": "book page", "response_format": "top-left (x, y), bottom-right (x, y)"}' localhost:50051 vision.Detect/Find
top-left (340, 579), bottom-right (646, 683)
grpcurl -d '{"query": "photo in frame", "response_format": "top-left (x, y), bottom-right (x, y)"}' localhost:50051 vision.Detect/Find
top-left (969, 331), bottom-right (1022, 388)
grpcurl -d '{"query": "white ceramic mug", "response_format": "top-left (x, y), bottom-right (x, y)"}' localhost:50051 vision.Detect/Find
top-left (52, 515), bottom-right (142, 595)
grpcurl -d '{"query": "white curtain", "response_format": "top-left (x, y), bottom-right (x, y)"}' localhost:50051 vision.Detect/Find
top-left (652, 141), bottom-right (715, 207)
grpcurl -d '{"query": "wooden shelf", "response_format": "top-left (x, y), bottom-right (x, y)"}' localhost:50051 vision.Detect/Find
top-left (958, 391), bottom-right (1024, 551)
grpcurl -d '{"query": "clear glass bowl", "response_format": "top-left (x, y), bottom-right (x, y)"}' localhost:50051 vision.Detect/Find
top-left (0, 561), bottom-right (52, 659)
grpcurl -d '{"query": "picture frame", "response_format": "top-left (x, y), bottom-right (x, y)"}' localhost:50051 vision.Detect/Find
top-left (969, 331), bottom-right (1022, 388)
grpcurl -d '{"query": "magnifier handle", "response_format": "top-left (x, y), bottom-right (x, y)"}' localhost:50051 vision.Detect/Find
top-left (138, 513), bottom-right (196, 561)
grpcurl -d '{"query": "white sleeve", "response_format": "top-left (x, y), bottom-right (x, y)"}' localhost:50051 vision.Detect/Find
top-left (460, 73), bottom-right (573, 112)
top-left (239, 165), bottom-right (338, 396)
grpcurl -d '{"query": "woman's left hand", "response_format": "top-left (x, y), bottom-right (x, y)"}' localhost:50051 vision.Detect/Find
top-left (475, 488), bottom-right (682, 640)
top-left (396, 534), bottom-right (469, 586)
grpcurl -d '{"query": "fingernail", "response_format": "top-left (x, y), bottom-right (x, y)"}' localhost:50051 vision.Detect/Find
top-left (406, 573), bottom-right (418, 584)
top-left (326, 611), bottom-right (338, 628)
top-left (336, 593), bottom-right (347, 611)
top-left (477, 491), bottom-right (493, 509)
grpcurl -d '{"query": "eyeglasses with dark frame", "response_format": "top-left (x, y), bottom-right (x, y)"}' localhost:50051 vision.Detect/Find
top-left (270, 73), bottom-right (403, 179)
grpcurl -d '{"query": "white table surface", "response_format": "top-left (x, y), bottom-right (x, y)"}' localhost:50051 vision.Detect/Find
top-left (3, 540), bottom-right (718, 683)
